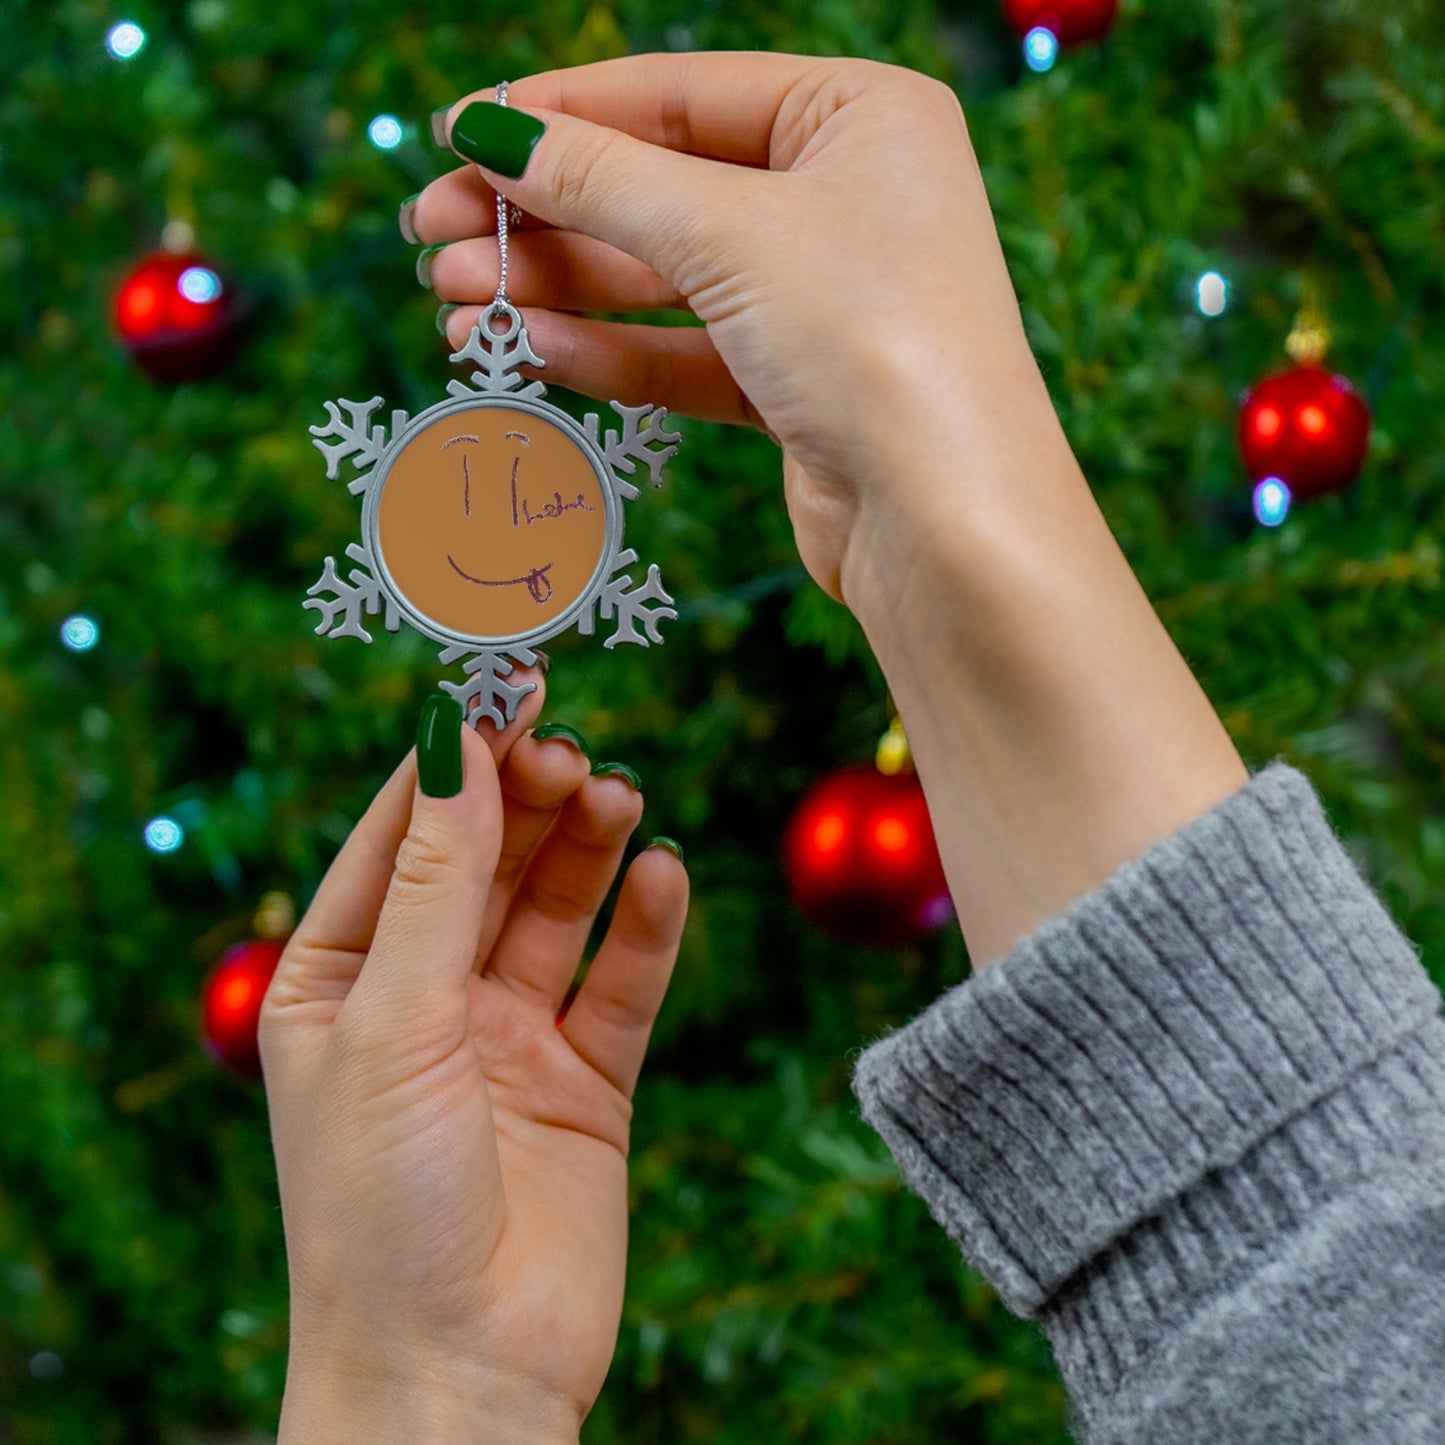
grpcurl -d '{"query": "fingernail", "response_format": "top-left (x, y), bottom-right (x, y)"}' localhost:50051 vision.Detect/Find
top-left (450, 100), bottom-right (546, 179)
top-left (435, 302), bottom-right (460, 337)
top-left (416, 242), bottom-right (448, 290)
top-left (644, 836), bottom-right (684, 865)
top-left (398, 193), bottom-right (422, 245)
top-left (532, 648), bottom-right (551, 676)
top-left (417, 693), bottom-right (464, 798)
top-left (591, 760), bottom-right (641, 791)
top-left (430, 105), bottom-right (452, 148)
top-left (532, 722), bottom-right (589, 756)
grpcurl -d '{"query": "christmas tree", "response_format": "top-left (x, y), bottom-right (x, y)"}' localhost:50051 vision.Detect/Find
top-left (3, 0), bottom-right (1443, 1441)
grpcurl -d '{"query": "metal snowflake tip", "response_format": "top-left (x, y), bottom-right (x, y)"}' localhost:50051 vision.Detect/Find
top-left (304, 306), bottom-right (681, 729)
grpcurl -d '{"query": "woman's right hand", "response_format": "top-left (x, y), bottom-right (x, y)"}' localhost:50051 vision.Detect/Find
top-left (410, 53), bottom-right (1057, 605)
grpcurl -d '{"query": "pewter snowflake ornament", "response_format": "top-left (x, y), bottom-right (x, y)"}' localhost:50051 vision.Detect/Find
top-left (304, 302), bottom-right (680, 728)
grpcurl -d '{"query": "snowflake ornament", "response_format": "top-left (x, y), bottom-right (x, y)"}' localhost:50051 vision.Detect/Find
top-left (305, 303), bottom-right (680, 728)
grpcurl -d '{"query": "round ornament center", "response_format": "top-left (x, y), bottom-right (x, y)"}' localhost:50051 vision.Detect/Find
top-left (376, 404), bottom-right (609, 639)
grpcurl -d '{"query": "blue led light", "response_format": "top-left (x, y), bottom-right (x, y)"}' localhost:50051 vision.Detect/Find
top-left (1024, 26), bottom-right (1059, 72)
top-left (1253, 477), bottom-right (1292, 528)
top-left (178, 266), bottom-right (222, 303)
top-left (144, 817), bottom-right (185, 853)
top-left (368, 114), bottom-right (404, 150)
top-left (60, 615), bottom-right (100, 652)
top-left (1196, 270), bottom-right (1229, 317)
top-left (106, 21), bottom-right (146, 59)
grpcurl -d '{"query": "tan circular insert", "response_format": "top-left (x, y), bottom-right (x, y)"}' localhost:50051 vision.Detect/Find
top-left (377, 405), bottom-right (607, 638)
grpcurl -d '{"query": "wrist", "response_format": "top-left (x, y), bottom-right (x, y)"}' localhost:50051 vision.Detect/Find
top-left (837, 393), bottom-right (1247, 973)
top-left (279, 1343), bottom-right (582, 1445)
top-left (838, 348), bottom-right (1084, 639)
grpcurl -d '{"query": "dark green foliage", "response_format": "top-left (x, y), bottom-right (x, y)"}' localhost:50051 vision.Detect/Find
top-left (2, 0), bottom-right (1443, 1440)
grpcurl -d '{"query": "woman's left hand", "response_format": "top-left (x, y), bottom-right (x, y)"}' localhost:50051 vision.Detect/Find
top-left (260, 678), bottom-right (688, 1443)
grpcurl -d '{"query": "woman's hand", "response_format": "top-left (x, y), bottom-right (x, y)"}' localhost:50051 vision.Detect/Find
top-left (259, 679), bottom-right (688, 1443)
top-left (410, 53), bottom-right (1060, 604)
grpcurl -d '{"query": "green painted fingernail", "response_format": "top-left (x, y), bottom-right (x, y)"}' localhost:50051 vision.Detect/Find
top-left (417, 694), bottom-right (464, 797)
top-left (435, 302), bottom-right (460, 337)
top-left (645, 836), bottom-right (684, 864)
top-left (591, 760), bottom-right (641, 791)
top-left (398, 193), bottom-right (422, 245)
top-left (416, 242), bottom-right (448, 290)
top-left (533, 722), bottom-right (589, 756)
top-left (450, 100), bottom-right (546, 179)
top-left (430, 105), bottom-right (452, 148)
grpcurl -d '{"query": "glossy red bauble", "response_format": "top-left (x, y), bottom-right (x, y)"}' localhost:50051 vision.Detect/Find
top-left (1237, 362), bottom-right (1372, 500)
top-left (113, 250), bottom-right (240, 382)
top-left (783, 766), bottom-right (953, 947)
top-left (200, 939), bottom-right (284, 1076)
top-left (1003, 0), bottom-right (1119, 45)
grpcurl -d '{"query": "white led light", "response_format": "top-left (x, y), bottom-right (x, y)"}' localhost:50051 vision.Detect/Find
top-left (106, 21), bottom-right (146, 59)
top-left (178, 266), bottom-right (222, 303)
top-left (1196, 270), bottom-right (1229, 317)
top-left (60, 615), bottom-right (100, 652)
top-left (144, 817), bottom-right (185, 853)
top-left (1024, 26), bottom-right (1059, 72)
top-left (368, 114), bottom-right (404, 150)
top-left (1253, 476), bottom-right (1291, 528)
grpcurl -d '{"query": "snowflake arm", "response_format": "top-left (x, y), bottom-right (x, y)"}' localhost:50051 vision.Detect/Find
top-left (583, 402), bottom-right (681, 501)
top-left (309, 397), bottom-right (410, 490)
top-left (437, 645), bottom-right (540, 729)
top-left (448, 313), bottom-right (546, 400)
top-left (303, 543), bottom-right (400, 642)
top-left (578, 549), bottom-right (677, 648)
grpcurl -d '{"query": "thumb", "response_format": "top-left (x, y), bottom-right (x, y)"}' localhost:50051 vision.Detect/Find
top-left (441, 94), bottom-right (758, 290)
top-left (344, 695), bottom-right (503, 1034)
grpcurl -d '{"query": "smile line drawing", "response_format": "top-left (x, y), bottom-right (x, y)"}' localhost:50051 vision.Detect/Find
top-left (447, 555), bottom-right (555, 605)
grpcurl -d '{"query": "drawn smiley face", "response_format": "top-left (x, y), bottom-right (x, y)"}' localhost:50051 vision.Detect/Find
top-left (375, 404), bottom-right (609, 640)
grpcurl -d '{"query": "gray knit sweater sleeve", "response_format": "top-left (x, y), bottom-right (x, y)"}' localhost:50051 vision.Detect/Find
top-left (850, 759), bottom-right (1445, 1442)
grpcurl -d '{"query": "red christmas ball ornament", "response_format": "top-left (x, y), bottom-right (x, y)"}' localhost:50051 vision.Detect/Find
top-left (1003, 0), bottom-right (1119, 46)
top-left (113, 250), bottom-right (240, 382)
top-left (1238, 362), bottom-right (1371, 501)
top-left (784, 765), bottom-right (954, 947)
top-left (200, 939), bottom-right (284, 1076)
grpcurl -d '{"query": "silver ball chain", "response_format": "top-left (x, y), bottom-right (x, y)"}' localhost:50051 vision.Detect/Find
top-left (491, 82), bottom-right (523, 317)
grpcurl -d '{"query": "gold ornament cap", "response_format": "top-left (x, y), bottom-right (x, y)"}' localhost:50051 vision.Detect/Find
top-left (1285, 288), bottom-right (1331, 365)
top-left (876, 715), bottom-right (913, 776)
top-left (253, 891), bottom-right (296, 940)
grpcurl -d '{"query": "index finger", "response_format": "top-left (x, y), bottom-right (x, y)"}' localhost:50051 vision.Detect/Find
top-left (465, 51), bottom-right (848, 168)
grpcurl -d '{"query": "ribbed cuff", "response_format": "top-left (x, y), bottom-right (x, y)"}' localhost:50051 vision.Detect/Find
top-left (850, 758), bottom-right (1443, 1321)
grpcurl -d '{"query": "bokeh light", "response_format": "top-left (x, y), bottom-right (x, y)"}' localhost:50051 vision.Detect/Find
top-left (105, 21), bottom-right (146, 59)
top-left (60, 615), bottom-right (100, 652)
top-left (28, 1351), bottom-right (63, 1383)
top-left (1196, 270), bottom-right (1229, 317)
top-left (1253, 476), bottom-right (1292, 528)
top-left (178, 266), bottom-right (222, 304)
top-left (144, 817), bottom-right (185, 853)
top-left (1024, 26), bottom-right (1059, 72)
top-left (368, 114), bottom-right (404, 150)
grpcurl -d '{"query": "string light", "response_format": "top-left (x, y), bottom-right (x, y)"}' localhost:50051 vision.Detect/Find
top-left (28, 1351), bottom-right (63, 1382)
top-left (144, 817), bottom-right (185, 853)
top-left (105, 21), bottom-right (146, 59)
top-left (178, 265), bottom-right (222, 303)
top-left (1253, 477), bottom-right (1291, 528)
top-left (1196, 270), bottom-right (1229, 317)
top-left (1024, 27), bottom-right (1060, 72)
top-left (367, 114), bottom-right (404, 150)
top-left (60, 615), bottom-right (100, 651)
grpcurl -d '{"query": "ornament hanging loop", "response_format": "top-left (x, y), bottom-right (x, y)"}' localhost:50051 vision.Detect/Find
top-left (482, 299), bottom-right (524, 343)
